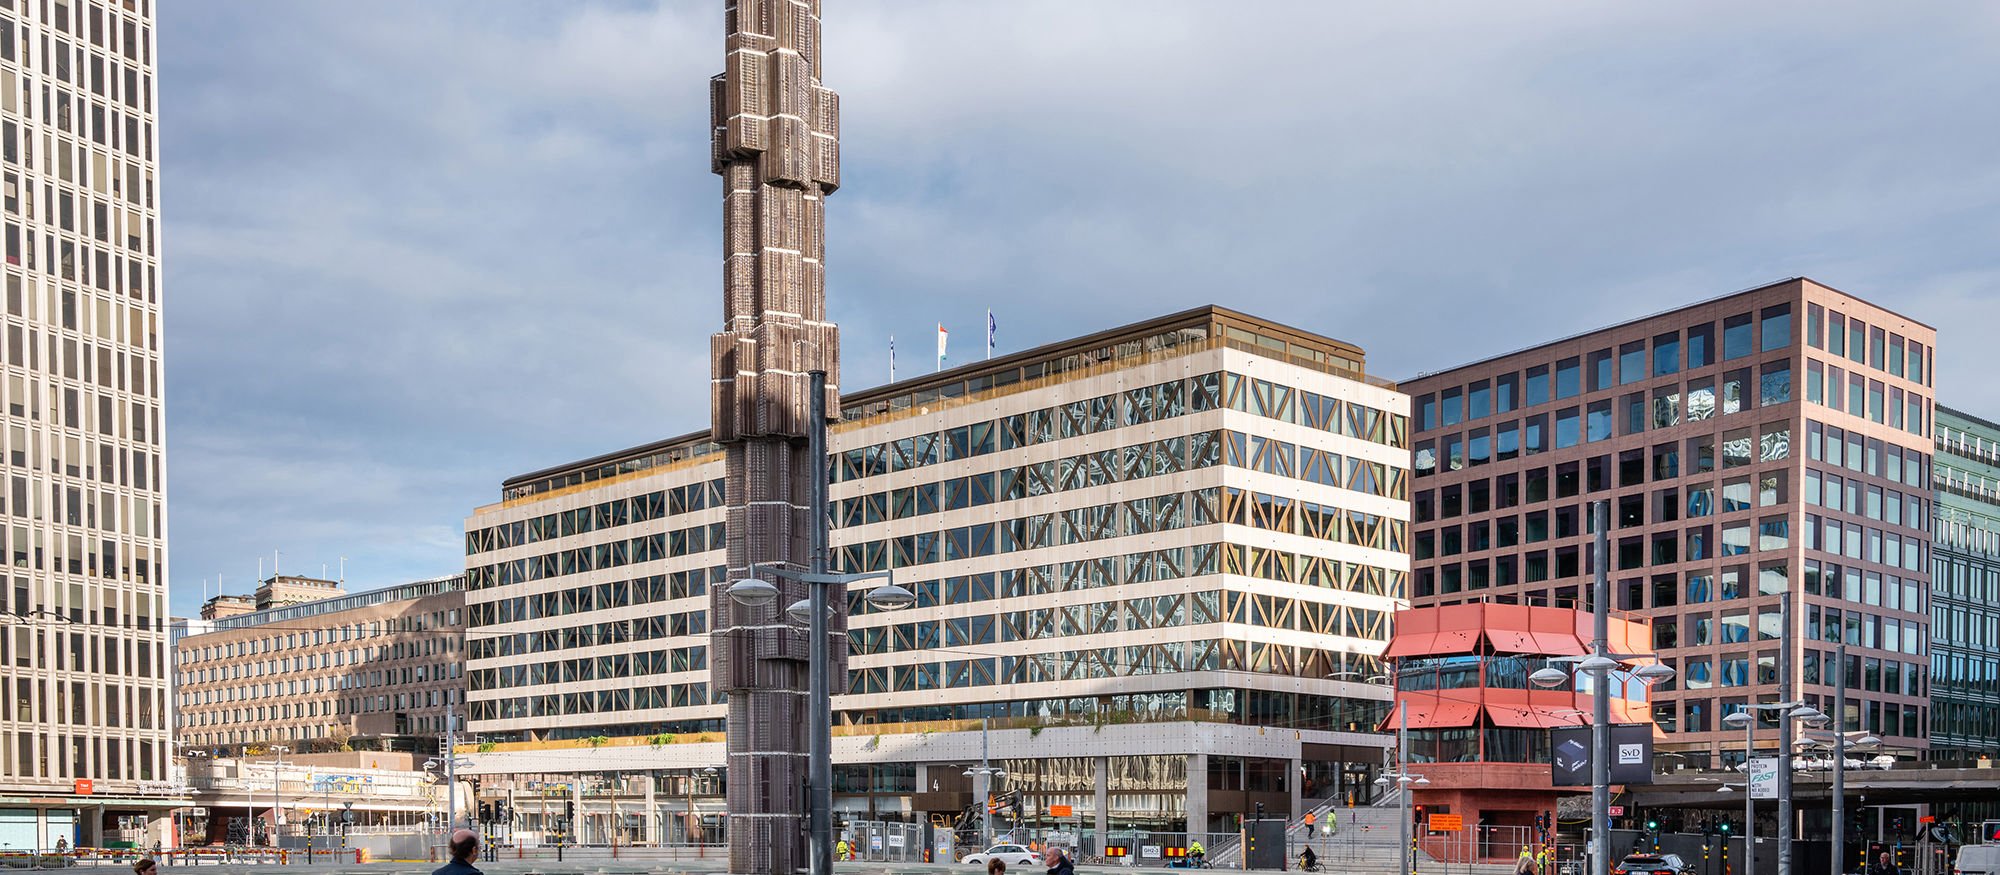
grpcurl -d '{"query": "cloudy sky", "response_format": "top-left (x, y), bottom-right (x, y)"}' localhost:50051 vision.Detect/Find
top-left (158, 2), bottom-right (2000, 615)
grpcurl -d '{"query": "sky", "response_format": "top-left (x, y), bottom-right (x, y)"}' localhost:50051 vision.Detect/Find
top-left (157, 1), bottom-right (2000, 616)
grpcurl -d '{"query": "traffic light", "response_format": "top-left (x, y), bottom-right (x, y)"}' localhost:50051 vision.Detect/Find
top-left (1415, 805), bottom-right (1426, 826)
top-left (565, 799), bottom-right (576, 820)
top-left (1646, 818), bottom-right (1660, 833)
top-left (1718, 820), bottom-right (1732, 835)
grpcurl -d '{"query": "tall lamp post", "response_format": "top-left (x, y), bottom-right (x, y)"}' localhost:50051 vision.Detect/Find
top-left (963, 718), bottom-right (1007, 849)
top-left (1372, 701), bottom-right (1429, 875)
top-left (728, 376), bottom-right (917, 875)
top-left (268, 746), bottom-right (290, 849)
top-left (1719, 701), bottom-right (1826, 875)
top-left (1821, 643), bottom-right (1878, 875)
top-left (1528, 501), bottom-right (1676, 875)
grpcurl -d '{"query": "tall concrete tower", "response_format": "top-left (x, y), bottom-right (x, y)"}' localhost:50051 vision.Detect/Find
top-left (707, 1), bottom-right (842, 872)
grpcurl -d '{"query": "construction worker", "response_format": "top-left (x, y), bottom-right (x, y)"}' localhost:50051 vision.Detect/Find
top-left (837, 838), bottom-right (850, 861)
top-left (1516, 846), bottom-right (1539, 875)
top-left (1189, 839), bottom-right (1206, 868)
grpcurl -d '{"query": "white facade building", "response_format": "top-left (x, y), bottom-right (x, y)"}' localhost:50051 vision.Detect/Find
top-left (462, 308), bottom-right (1408, 840)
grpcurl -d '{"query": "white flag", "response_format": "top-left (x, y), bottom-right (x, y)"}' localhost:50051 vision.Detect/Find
top-left (936, 323), bottom-right (948, 371)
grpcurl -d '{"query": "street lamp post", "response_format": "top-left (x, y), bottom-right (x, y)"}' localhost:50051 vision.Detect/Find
top-left (963, 718), bottom-right (1007, 849)
top-left (269, 745), bottom-right (290, 849)
top-left (1372, 701), bottom-right (1428, 875)
top-left (1823, 644), bottom-right (1878, 875)
top-left (1527, 501), bottom-right (1676, 875)
top-left (1720, 700), bottom-right (1826, 875)
top-left (727, 373), bottom-right (917, 875)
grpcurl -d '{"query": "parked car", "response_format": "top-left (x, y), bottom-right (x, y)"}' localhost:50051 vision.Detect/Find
top-left (1955, 845), bottom-right (2000, 875)
top-left (962, 845), bottom-right (1042, 869)
top-left (1616, 854), bottom-right (1694, 875)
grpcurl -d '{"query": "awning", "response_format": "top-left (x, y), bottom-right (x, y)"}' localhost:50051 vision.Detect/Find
top-left (1378, 699), bottom-right (1482, 731)
top-left (1383, 633), bottom-right (1439, 658)
top-left (1482, 627), bottom-right (1537, 653)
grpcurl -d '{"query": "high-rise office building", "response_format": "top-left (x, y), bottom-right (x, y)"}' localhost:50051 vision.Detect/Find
top-left (463, 307), bottom-right (1408, 840)
top-left (1929, 406), bottom-right (2000, 758)
top-left (1405, 278), bottom-right (1935, 761)
top-left (0, 0), bottom-right (171, 851)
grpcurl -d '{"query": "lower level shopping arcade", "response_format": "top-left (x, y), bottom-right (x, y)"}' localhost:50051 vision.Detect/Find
top-left (462, 718), bottom-right (1388, 847)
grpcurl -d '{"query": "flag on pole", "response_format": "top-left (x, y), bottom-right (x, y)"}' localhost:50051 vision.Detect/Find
top-left (987, 310), bottom-right (996, 360)
top-left (936, 324), bottom-right (949, 372)
top-left (889, 336), bottom-right (896, 383)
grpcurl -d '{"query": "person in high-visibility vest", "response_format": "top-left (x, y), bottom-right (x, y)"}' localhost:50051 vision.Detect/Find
top-left (837, 839), bottom-right (850, 861)
top-left (1515, 846), bottom-right (1539, 875)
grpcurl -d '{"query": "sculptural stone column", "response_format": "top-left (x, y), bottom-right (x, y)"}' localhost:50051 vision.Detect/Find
top-left (707, 1), bottom-right (843, 873)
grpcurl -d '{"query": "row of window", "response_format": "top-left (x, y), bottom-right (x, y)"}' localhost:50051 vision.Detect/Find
top-left (1804, 302), bottom-right (1930, 386)
top-left (1417, 304), bottom-right (1796, 432)
top-left (470, 681), bottom-right (718, 723)
top-left (181, 608), bottom-right (463, 663)
top-left (466, 478), bottom-right (722, 556)
top-left (1805, 358), bottom-right (1928, 436)
top-left (465, 568), bottom-right (717, 635)
top-left (834, 371), bottom-right (1407, 486)
top-left (2, 677), bottom-right (156, 728)
top-left (848, 638), bottom-right (1370, 695)
top-left (0, 730), bottom-right (160, 784)
top-left (466, 520), bottom-right (725, 591)
top-left (470, 535), bottom-right (1408, 668)
top-left (1657, 695), bottom-right (1922, 738)
top-left (1418, 363), bottom-right (1794, 476)
top-left (469, 644), bottom-right (709, 693)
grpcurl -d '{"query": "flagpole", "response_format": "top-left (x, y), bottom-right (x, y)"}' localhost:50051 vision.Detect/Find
top-left (889, 335), bottom-right (896, 384)
top-left (986, 309), bottom-right (994, 360)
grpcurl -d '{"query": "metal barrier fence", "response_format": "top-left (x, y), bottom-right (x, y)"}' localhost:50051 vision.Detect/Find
top-left (847, 821), bottom-right (927, 863)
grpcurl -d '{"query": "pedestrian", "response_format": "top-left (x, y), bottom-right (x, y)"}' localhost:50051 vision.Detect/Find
top-left (989, 859), bottom-right (1008, 875)
top-left (432, 828), bottom-right (483, 875)
top-left (1045, 846), bottom-right (1074, 875)
top-left (837, 838), bottom-right (850, 861)
top-left (1516, 846), bottom-right (1539, 875)
top-left (132, 859), bottom-right (158, 875)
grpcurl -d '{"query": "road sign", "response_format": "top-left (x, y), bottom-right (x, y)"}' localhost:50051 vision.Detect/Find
top-left (1609, 806), bottom-right (1625, 817)
top-left (1049, 804), bottom-right (1073, 818)
top-left (1429, 814), bottom-right (1464, 832)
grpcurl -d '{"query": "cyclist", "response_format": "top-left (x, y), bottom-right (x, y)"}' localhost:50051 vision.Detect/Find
top-left (1299, 845), bottom-right (1320, 872)
top-left (1188, 839), bottom-right (1205, 868)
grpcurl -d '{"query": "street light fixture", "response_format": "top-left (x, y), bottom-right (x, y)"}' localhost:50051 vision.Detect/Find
top-left (726, 560), bottom-right (913, 875)
top-left (1722, 701), bottom-right (1824, 875)
top-left (1523, 501), bottom-right (1679, 875)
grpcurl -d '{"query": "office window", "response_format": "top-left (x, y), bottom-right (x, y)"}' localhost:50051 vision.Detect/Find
top-left (1724, 313), bottom-right (1754, 360)
top-left (1848, 318), bottom-right (1865, 365)
top-left (1760, 362), bottom-right (1791, 406)
top-left (1688, 323), bottom-right (1714, 368)
top-left (1807, 361), bottom-right (1823, 405)
top-left (1556, 408), bottom-right (1580, 449)
top-left (1807, 304), bottom-right (1823, 349)
top-left (1688, 378), bottom-right (1715, 421)
top-left (1888, 335), bottom-right (1904, 378)
top-left (1828, 313), bottom-right (1846, 357)
top-left (1587, 401), bottom-right (1613, 443)
top-left (1468, 381), bottom-right (1491, 420)
top-left (1761, 304), bottom-right (1791, 352)
top-left (1590, 349), bottom-right (1614, 393)
top-left (1526, 365), bottom-right (1550, 406)
top-left (1441, 387), bottom-right (1463, 427)
top-left (1620, 341), bottom-right (1645, 385)
top-left (1496, 373), bottom-right (1518, 413)
top-left (1654, 332), bottom-right (1680, 376)
top-left (1555, 358), bottom-right (1581, 399)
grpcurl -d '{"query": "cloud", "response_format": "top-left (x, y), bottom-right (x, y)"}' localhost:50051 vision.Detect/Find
top-left (161, 1), bottom-right (2000, 614)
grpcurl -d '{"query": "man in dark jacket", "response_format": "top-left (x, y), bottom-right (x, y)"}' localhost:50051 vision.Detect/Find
top-left (433, 829), bottom-right (483, 875)
top-left (1045, 846), bottom-right (1075, 875)
top-left (1867, 852), bottom-right (1898, 875)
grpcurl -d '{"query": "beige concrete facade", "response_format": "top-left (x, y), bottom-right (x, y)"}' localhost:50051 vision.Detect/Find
top-left (464, 307), bottom-right (1409, 834)
top-left (0, 0), bottom-right (174, 851)
top-left (1405, 277), bottom-right (1935, 760)
top-left (174, 576), bottom-right (466, 756)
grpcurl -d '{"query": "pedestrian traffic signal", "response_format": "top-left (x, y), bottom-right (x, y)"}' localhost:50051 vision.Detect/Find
top-left (1646, 818), bottom-right (1660, 832)
top-left (565, 799), bottom-right (575, 819)
top-left (1719, 821), bottom-right (1731, 834)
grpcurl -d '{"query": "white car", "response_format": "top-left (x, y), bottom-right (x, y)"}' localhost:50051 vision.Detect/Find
top-left (964, 845), bottom-right (1042, 868)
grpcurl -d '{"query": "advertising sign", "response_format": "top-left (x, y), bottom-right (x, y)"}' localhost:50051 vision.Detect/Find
top-left (1550, 725), bottom-right (1654, 786)
top-left (1747, 758), bottom-right (1779, 800)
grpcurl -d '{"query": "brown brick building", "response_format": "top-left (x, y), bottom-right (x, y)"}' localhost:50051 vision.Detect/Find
top-left (174, 574), bottom-right (466, 756)
top-left (1404, 278), bottom-right (1934, 760)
